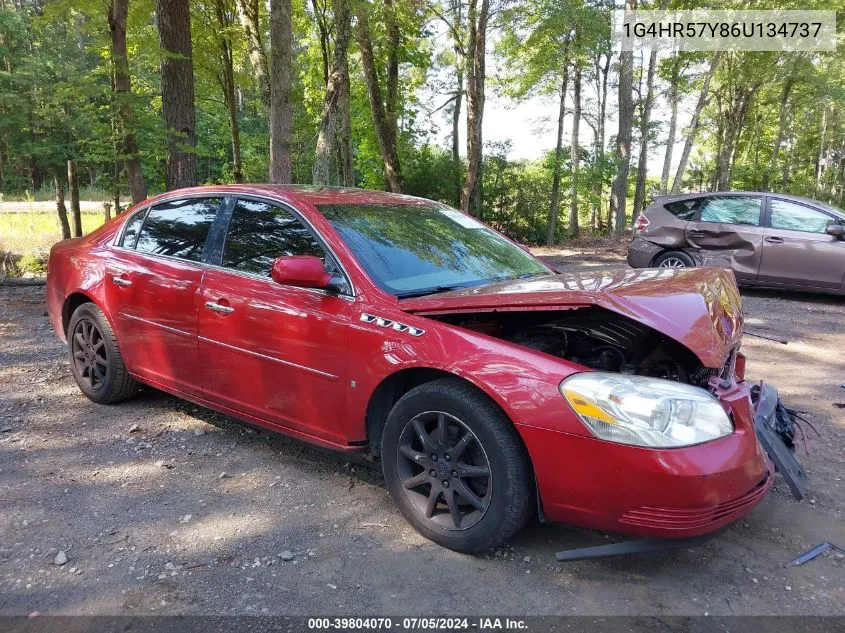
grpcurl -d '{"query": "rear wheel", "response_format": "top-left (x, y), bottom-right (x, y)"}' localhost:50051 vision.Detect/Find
top-left (654, 250), bottom-right (695, 268)
top-left (381, 378), bottom-right (534, 552)
top-left (67, 303), bottom-right (138, 404)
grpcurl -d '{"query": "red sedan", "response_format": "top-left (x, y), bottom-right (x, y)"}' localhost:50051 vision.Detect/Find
top-left (47, 185), bottom-right (777, 553)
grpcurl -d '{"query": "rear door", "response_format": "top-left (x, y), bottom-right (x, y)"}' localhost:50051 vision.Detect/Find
top-left (107, 196), bottom-right (223, 394)
top-left (197, 197), bottom-right (353, 445)
top-left (684, 195), bottom-right (765, 281)
top-left (758, 197), bottom-right (845, 288)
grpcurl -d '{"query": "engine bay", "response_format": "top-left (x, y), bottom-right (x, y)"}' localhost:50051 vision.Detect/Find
top-left (432, 307), bottom-right (720, 387)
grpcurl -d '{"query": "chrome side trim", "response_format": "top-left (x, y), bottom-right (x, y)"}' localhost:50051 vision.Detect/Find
top-left (120, 312), bottom-right (193, 338)
top-left (198, 336), bottom-right (339, 380)
top-left (360, 313), bottom-right (425, 337)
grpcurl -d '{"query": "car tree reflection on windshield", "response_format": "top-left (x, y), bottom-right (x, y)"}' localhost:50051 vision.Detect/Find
top-left (318, 203), bottom-right (550, 296)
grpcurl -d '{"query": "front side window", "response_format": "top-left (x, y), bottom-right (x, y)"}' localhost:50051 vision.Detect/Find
top-left (699, 196), bottom-right (762, 226)
top-left (317, 203), bottom-right (550, 297)
top-left (221, 199), bottom-right (327, 278)
top-left (134, 198), bottom-right (221, 262)
top-left (770, 200), bottom-right (834, 234)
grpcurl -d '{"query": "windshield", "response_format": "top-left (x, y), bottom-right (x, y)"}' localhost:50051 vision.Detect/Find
top-left (317, 203), bottom-right (550, 297)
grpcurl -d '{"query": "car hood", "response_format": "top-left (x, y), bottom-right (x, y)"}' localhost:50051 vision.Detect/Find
top-left (398, 267), bottom-right (744, 369)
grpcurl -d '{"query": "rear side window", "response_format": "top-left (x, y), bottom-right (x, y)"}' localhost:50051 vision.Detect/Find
top-left (134, 198), bottom-right (221, 262)
top-left (221, 199), bottom-right (326, 277)
top-left (770, 200), bottom-right (833, 234)
top-left (699, 196), bottom-right (762, 226)
top-left (120, 209), bottom-right (147, 248)
top-left (664, 199), bottom-right (701, 221)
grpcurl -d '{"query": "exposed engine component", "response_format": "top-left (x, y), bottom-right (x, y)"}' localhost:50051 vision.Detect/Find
top-left (435, 308), bottom-right (712, 386)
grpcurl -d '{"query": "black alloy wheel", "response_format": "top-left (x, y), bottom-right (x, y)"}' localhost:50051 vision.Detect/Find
top-left (381, 378), bottom-right (534, 552)
top-left (396, 411), bottom-right (492, 531)
top-left (67, 302), bottom-right (138, 404)
top-left (71, 317), bottom-right (109, 391)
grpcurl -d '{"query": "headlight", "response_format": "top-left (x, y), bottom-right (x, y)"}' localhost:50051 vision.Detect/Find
top-left (560, 372), bottom-right (733, 448)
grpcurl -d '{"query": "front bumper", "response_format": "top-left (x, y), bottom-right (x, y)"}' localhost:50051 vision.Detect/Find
top-left (520, 379), bottom-right (777, 539)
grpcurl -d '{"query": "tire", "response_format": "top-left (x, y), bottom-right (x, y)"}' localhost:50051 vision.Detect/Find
top-left (67, 302), bottom-right (138, 404)
top-left (653, 250), bottom-right (695, 268)
top-left (381, 378), bottom-right (534, 553)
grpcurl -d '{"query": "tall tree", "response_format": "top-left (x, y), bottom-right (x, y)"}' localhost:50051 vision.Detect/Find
top-left (107, 0), bottom-right (147, 204)
top-left (659, 54), bottom-right (682, 194)
top-left (156, 0), bottom-right (198, 189)
top-left (355, 5), bottom-right (403, 192)
top-left (269, 0), bottom-right (293, 183)
top-left (632, 46), bottom-right (656, 218)
top-left (314, 0), bottom-right (353, 186)
top-left (547, 54), bottom-right (569, 246)
top-left (236, 0), bottom-right (270, 107)
top-left (568, 56), bottom-right (581, 237)
top-left (672, 52), bottom-right (721, 193)
top-left (461, 0), bottom-right (489, 215)
top-left (610, 0), bottom-right (635, 236)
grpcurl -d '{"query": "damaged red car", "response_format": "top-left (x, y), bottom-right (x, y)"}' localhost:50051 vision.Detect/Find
top-left (46, 185), bottom-right (802, 553)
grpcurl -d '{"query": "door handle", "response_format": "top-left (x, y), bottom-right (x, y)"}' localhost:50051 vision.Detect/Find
top-left (111, 276), bottom-right (132, 287)
top-left (204, 301), bottom-right (235, 315)
top-left (764, 236), bottom-right (784, 244)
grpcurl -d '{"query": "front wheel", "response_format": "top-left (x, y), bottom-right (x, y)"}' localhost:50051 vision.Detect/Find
top-left (67, 302), bottom-right (139, 404)
top-left (381, 378), bottom-right (534, 552)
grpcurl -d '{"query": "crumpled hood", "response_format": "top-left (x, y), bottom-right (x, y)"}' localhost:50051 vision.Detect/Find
top-left (398, 267), bottom-right (744, 369)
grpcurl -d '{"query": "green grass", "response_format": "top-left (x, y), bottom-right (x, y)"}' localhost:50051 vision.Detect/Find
top-left (0, 211), bottom-right (106, 256)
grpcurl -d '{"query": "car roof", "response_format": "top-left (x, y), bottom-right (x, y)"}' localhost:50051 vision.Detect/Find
top-left (155, 184), bottom-right (433, 207)
top-left (653, 191), bottom-right (845, 218)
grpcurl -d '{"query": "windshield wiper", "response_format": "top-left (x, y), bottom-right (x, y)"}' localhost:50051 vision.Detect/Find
top-left (395, 284), bottom-right (469, 299)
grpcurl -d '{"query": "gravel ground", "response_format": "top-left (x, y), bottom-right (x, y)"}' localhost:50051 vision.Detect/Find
top-left (0, 249), bottom-right (844, 617)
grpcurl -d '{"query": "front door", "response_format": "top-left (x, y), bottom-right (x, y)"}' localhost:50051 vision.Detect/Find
top-left (684, 195), bottom-right (765, 281)
top-left (198, 197), bottom-right (353, 445)
top-left (106, 197), bottom-right (223, 394)
top-left (758, 197), bottom-right (845, 288)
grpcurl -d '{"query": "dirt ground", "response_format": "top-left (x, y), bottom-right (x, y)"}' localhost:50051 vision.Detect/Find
top-left (0, 248), bottom-right (843, 617)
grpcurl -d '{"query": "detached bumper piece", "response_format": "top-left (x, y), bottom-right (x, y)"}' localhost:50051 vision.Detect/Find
top-left (752, 383), bottom-right (808, 500)
top-left (555, 532), bottom-right (719, 562)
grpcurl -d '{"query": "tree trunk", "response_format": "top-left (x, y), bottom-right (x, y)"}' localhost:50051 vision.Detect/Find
top-left (450, 0), bottom-right (464, 207)
top-left (269, 0), bottom-right (293, 184)
top-left (672, 52), bottom-right (721, 193)
top-left (213, 0), bottom-right (243, 183)
top-left (314, 0), bottom-right (352, 186)
top-left (594, 54), bottom-right (609, 232)
top-left (610, 0), bottom-right (636, 236)
top-left (547, 60), bottom-right (569, 246)
top-left (355, 7), bottom-right (403, 192)
top-left (108, 0), bottom-right (147, 204)
top-left (156, 0), bottom-right (197, 190)
top-left (236, 0), bottom-right (270, 107)
top-left (384, 0), bottom-right (400, 142)
top-left (568, 60), bottom-right (581, 238)
top-left (763, 77), bottom-right (794, 191)
top-left (461, 0), bottom-right (489, 215)
top-left (68, 160), bottom-right (82, 238)
top-left (632, 47), bottom-right (657, 218)
top-left (660, 55), bottom-right (680, 194)
top-left (55, 174), bottom-right (71, 240)
top-left (337, 61), bottom-right (354, 187)
top-left (816, 104), bottom-right (827, 192)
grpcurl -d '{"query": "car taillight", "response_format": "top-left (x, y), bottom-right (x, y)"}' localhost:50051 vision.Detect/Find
top-left (634, 214), bottom-right (650, 233)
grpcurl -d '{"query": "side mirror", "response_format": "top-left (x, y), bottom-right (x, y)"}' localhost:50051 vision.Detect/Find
top-left (271, 255), bottom-right (332, 289)
top-left (517, 243), bottom-right (532, 253)
top-left (826, 224), bottom-right (844, 239)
